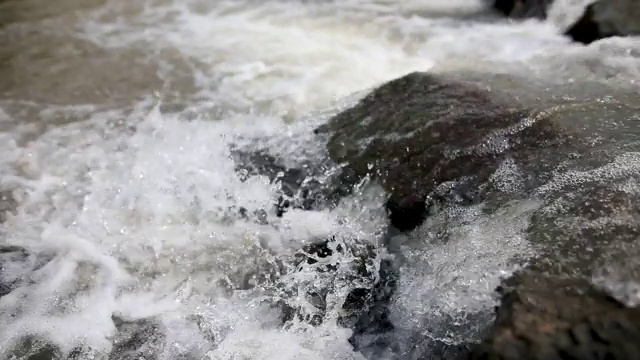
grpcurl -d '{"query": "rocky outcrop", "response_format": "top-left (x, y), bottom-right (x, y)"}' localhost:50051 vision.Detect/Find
top-left (566, 0), bottom-right (640, 44)
top-left (489, 0), bottom-right (554, 19)
top-left (316, 71), bottom-right (640, 358)
top-left (314, 72), bottom-right (570, 232)
top-left (470, 274), bottom-right (640, 359)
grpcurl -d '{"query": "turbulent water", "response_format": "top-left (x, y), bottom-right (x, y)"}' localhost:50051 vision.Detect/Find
top-left (1, 0), bottom-right (639, 359)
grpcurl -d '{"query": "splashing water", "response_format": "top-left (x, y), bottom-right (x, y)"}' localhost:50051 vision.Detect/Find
top-left (1, 0), bottom-right (639, 358)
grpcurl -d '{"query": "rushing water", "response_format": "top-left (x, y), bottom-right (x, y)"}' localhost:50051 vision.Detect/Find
top-left (1, 0), bottom-right (639, 359)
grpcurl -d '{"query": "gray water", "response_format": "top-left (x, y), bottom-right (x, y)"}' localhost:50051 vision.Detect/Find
top-left (1, 0), bottom-right (639, 359)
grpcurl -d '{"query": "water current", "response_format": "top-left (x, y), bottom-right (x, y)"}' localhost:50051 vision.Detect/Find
top-left (1, 0), bottom-right (639, 358)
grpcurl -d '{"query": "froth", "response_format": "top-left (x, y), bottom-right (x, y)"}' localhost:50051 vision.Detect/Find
top-left (0, 99), bottom-right (386, 358)
top-left (388, 199), bottom-right (539, 345)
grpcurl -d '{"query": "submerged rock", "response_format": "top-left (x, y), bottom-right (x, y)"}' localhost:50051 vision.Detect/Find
top-left (7, 337), bottom-right (63, 360)
top-left (278, 237), bottom-right (391, 330)
top-left (0, 245), bottom-right (30, 298)
top-left (565, 0), bottom-right (640, 44)
top-left (231, 149), bottom-right (344, 218)
top-left (109, 316), bottom-right (166, 360)
top-left (470, 274), bottom-right (640, 359)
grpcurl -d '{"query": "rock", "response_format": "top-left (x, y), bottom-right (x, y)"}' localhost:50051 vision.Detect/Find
top-left (231, 150), bottom-right (343, 218)
top-left (470, 273), bottom-right (640, 360)
top-left (565, 0), bottom-right (640, 44)
top-left (318, 70), bottom-right (640, 357)
top-left (0, 245), bottom-right (30, 298)
top-left (7, 337), bottom-right (63, 360)
top-left (489, 0), bottom-right (554, 19)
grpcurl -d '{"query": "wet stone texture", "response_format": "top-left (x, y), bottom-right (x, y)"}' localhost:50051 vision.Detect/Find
top-left (470, 274), bottom-right (640, 360)
top-left (316, 71), bottom-right (640, 358)
top-left (109, 316), bottom-right (166, 360)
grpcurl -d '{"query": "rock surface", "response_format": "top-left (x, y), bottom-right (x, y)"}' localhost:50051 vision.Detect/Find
top-left (566, 0), bottom-right (640, 44)
top-left (315, 72), bottom-right (567, 232)
top-left (470, 273), bottom-right (640, 360)
top-left (317, 71), bottom-right (640, 358)
top-left (109, 316), bottom-right (166, 360)
top-left (0, 245), bottom-right (30, 298)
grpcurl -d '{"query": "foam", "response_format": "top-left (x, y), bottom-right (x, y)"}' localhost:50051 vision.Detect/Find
top-left (2, 0), bottom-right (639, 358)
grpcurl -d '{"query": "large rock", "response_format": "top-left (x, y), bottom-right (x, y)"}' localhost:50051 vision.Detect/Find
top-left (566, 0), bottom-right (640, 44)
top-left (315, 72), bottom-right (568, 232)
top-left (317, 71), bottom-right (640, 357)
top-left (470, 274), bottom-right (640, 359)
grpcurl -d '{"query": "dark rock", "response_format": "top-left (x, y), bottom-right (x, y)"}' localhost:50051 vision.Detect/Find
top-left (316, 71), bottom-right (571, 233)
top-left (0, 245), bottom-right (30, 298)
top-left (231, 150), bottom-right (343, 218)
top-left (470, 273), bottom-right (640, 360)
top-left (8, 337), bottom-right (62, 360)
top-left (319, 70), bottom-right (640, 358)
top-left (488, 0), bottom-right (553, 19)
top-left (565, 0), bottom-right (640, 44)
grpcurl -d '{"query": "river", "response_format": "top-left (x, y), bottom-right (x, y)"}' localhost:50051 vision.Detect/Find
top-left (1, 0), bottom-right (639, 359)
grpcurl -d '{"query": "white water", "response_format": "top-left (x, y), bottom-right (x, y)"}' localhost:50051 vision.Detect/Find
top-left (1, 0), bottom-right (639, 358)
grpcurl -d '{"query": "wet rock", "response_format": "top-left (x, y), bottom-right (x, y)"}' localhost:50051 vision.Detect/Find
top-left (110, 316), bottom-right (166, 360)
top-left (8, 337), bottom-right (63, 360)
top-left (316, 71), bottom-right (570, 233)
top-left (0, 245), bottom-right (29, 298)
top-left (470, 273), bottom-right (640, 360)
top-left (489, 0), bottom-right (553, 19)
top-left (232, 150), bottom-right (343, 218)
top-left (319, 70), bottom-right (640, 358)
top-left (565, 0), bottom-right (640, 44)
